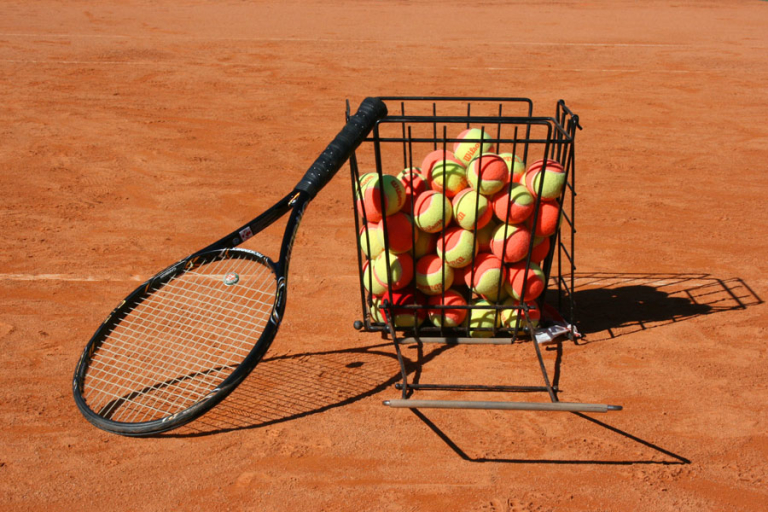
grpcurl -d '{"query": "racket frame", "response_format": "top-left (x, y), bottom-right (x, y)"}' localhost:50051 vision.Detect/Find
top-left (73, 97), bottom-right (387, 436)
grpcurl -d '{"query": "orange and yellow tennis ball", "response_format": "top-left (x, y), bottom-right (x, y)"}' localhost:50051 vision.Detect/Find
top-left (436, 226), bottom-right (478, 269)
top-left (491, 182), bottom-right (535, 225)
top-left (504, 261), bottom-right (546, 302)
top-left (466, 153), bottom-right (509, 196)
top-left (468, 252), bottom-right (506, 302)
top-left (467, 298), bottom-right (500, 337)
top-left (413, 190), bottom-right (453, 233)
top-left (359, 222), bottom-right (385, 258)
top-left (362, 260), bottom-right (387, 296)
top-left (452, 188), bottom-right (492, 231)
top-left (489, 223), bottom-right (532, 264)
top-left (377, 212), bottom-right (418, 254)
top-left (421, 149), bottom-right (462, 177)
top-left (356, 172), bottom-right (379, 197)
top-left (528, 201), bottom-right (561, 237)
top-left (378, 289), bottom-right (426, 328)
top-left (427, 289), bottom-right (468, 328)
top-left (415, 254), bottom-right (454, 296)
top-left (358, 174), bottom-right (406, 222)
top-left (498, 153), bottom-right (526, 184)
top-left (429, 157), bottom-right (467, 198)
top-left (369, 296), bottom-right (384, 323)
top-left (524, 159), bottom-right (565, 201)
top-left (500, 299), bottom-right (541, 330)
top-left (397, 167), bottom-right (427, 213)
top-left (453, 128), bottom-right (495, 167)
top-left (372, 251), bottom-right (414, 292)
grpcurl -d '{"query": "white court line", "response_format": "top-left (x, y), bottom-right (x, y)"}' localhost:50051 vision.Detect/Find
top-left (0, 33), bottom-right (130, 38)
top-left (0, 59), bottom-right (702, 74)
top-left (0, 273), bottom-right (141, 282)
top-left (0, 33), bottom-right (693, 47)
top-left (1, 32), bottom-right (764, 50)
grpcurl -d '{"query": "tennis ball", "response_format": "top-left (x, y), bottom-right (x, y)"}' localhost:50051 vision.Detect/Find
top-left (524, 159), bottom-right (566, 201)
top-left (491, 182), bottom-right (535, 225)
top-left (530, 235), bottom-right (551, 263)
top-left (413, 230), bottom-right (437, 259)
top-left (430, 158), bottom-right (467, 198)
top-left (500, 299), bottom-right (541, 330)
top-left (359, 222), bottom-right (385, 258)
top-left (436, 227), bottom-right (478, 269)
top-left (373, 251), bottom-right (414, 292)
top-left (504, 261), bottom-right (546, 302)
top-left (469, 252), bottom-right (506, 302)
top-left (528, 201), bottom-right (562, 237)
top-left (427, 289), bottom-right (468, 328)
top-left (420, 149), bottom-right (462, 177)
top-left (360, 174), bottom-right (406, 222)
top-left (377, 212), bottom-right (418, 254)
top-left (489, 223), bottom-right (532, 264)
top-left (357, 172), bottom-right (379, 196)
top-left (452, 188), bottom-right (492, 231)
top-left (467, 298), bottom-right (500, 338)
top-left (413, 190), bottom-right (453, 233)
top-left (475, 219), bottom-right (497, 253)
top-left (415, 254), bottom-right (454, 296)
top-left (362, 260), bottom-right (387, 296)
top-left (378, 289), bottom-right (427, 328)
top-left (498, 153), bottom-right (526, 184)
top-left (397, 167), bottom-right (427, 213)
top-left (453, 128), bottom-right (495, 167)
top-left (466, 153), bottom-right (509, 196)
top-left (369, 296), bottom-right (384, 323)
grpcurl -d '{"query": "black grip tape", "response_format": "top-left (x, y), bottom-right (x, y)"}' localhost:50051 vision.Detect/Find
top-left (295, 97), bottom-right (388, 199)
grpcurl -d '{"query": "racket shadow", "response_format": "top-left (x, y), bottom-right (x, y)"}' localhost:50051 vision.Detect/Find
top-left (160, 342), bottom-right (406, 437)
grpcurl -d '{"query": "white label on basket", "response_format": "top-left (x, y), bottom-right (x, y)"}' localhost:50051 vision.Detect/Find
top-left (535, 325), bottom-right (572, 345)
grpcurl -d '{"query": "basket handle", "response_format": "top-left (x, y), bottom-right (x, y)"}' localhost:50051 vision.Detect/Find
top-left (295, 97), bottom-right (388, 199)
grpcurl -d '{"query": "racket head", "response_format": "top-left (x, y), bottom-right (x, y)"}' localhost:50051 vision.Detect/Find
top-left (73, 248), bottom-right (285, 436)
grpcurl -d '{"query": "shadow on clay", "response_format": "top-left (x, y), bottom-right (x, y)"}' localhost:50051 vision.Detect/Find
top-left (411, 408), bottom-right (691, 466)
top-left (158, 342), bottom-right (433, 438)
top-left (551, 272), bottom-right (763, 344)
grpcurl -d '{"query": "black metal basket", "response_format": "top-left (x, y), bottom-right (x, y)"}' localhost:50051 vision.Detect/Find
top-left (349, 97), bottom-right (578, 342)
top-left (346, 96), bottom-right (621, 414)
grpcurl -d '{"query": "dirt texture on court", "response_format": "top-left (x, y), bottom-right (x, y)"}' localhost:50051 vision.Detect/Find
top-left (1, 1), bottom-right (767, 511)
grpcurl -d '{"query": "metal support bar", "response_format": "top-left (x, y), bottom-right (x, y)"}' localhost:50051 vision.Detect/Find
top-left (384, 399), bottom-right (622, 413)
top-left (395, 383), bottom-right (557, 393)
top-left (396, 336), bottom-right (517, 345)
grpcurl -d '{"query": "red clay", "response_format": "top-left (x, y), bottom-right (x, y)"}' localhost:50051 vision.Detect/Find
top-left (1, 1), bottom-right (767, 510)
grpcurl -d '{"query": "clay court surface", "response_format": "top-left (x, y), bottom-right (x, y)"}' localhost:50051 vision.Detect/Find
top-left (2, 1), bottom-right (768, 510)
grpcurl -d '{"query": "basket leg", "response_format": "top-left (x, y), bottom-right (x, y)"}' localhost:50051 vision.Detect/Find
top-left (526, 306), bottom-right (559, 403)
top-left (383, 305), bottom-right (411, 400)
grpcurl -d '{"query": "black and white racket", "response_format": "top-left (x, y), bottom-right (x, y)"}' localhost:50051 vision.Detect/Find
top-left (73, 97), bottom-right (388, 436)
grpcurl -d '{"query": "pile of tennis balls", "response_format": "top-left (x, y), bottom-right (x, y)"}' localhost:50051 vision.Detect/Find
top-left (357, 128), bottom-right (566, 337)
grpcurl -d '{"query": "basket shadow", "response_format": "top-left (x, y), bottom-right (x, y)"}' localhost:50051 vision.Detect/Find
top-left (553, 272), bottom-right (763, 343)
top-left (162, 342), bottom-right (413, 437)
top-left (411, 408), bottom-right (690, 466)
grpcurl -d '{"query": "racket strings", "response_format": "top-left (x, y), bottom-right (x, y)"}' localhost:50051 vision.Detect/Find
top-left (82, 253), bottom-right (277, 423)
top-left (92, 257), bottom-right (274, 422)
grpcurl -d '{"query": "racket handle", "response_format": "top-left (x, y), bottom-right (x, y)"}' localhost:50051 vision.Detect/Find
top-left (295, 97), bottom-right (388, 199)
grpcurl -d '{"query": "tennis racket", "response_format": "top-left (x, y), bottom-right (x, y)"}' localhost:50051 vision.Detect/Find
top-left (73, 97), bottom-right (388, 436)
